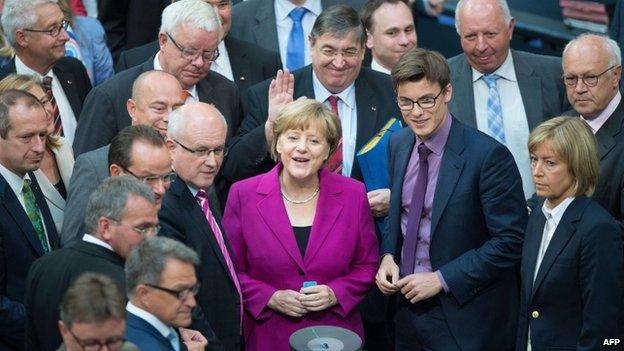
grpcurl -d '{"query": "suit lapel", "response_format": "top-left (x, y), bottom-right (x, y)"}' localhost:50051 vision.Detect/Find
top-left (595, 99), bottom-right (624, 160)
top-left (29, 172), bottom-right (60, 249)
top-left (255, 166), bottom-right (306, 270)
top-left (304, 169), bottom-right (342, 264)
top-left (53, 62), bottom-right (81, 118)
top-left (450, 56), bottom-right (477, 128)
top-left (430, 120), bottom-right (465, 235)
top-left (522, 210), bottom-right (546, 302)
top-left (513, 51), bottom-right (543, 131)
top-left (225, 37), bottom-right (249, 86)
top-left (253, 0), bottom-right (279, 52)
top-left (354, 73), bottom-right (380, 151)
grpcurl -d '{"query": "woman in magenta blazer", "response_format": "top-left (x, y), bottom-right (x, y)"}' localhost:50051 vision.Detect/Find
top-left (222, 99), bottom-right (379, 350)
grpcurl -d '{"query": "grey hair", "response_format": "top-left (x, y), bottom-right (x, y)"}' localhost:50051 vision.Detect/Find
top-left (84, 176), bottom-right (156, 234)
top-left (310, 5), bottom-right (366, 48)
top-left (125, 236), bottom-right (200, 299)
top-left (1, 0), bottom-right (59, 45)
top-left (159, 0), bottom-right (222, 40)
top-left (454, 0), bottom-right (512, 35)
top-left (563, 33), bottom-right (622, 67)
top-left (167, 102), bottom-right (227, 140)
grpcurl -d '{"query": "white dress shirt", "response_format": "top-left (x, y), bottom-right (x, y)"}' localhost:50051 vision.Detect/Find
top-left (154, 53), bottom-right (198, 102)
top-left (210, 40), bottom-right (234, 82)
top-left (371, 57), bottom-right (391, 75)
top-left (274, 0), bottom-right (321, 68)
top-left (126, 302), bottom-right (172, 340)
top-left (472, 51), bottom-right (533, 199)
top-left (581, 91), bottom-right (621, 133)
top-left (82, 233), bottom-right (113, 251)
top-left (312, 71), bottom-right (357, 177)
top-left (15, 56), bottom-right (78, 144)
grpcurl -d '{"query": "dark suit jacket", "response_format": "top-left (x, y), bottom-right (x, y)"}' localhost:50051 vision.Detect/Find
top-left (221, 65), bottom-right (402, 184)
top-left (230, 0), bottom-right (365, 55)
top-left (448, 50), bottom-right (569, 131)
top-left (381, 118), bottom-right (528, 350)
top-left (611, 0), bottom-right (624, 62)
top-left (115, 37), bottom-right (282, 104)
top-left (24, 240), bottom-right (125, 351)
top-left (72, 58), bottom-right (243, 156)
top-left (517, 197), bottom-right (623, 351)
top-left (0, 172), bottom-right (59, 350)
top-left (159, 177), bottom-right (241, 351)
top-left (126, 312), bottom-right (188, 351)
top-left (0, 57), bottom-right (92, 121)
top-left (61, 145), bottom-right (109, 246)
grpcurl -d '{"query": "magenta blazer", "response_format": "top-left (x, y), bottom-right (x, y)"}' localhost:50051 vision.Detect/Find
top-left (222, 164), bottom-right (379, 350)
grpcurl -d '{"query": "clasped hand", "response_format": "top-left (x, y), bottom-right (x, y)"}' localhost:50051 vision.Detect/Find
top-left (267, 285), bottom-right (337, 317)
top-left (375, 255), bottom-right (442, 303)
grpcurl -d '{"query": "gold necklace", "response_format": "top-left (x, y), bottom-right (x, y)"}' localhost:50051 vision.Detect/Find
top-left (281, 186), bottom-right (320, 204)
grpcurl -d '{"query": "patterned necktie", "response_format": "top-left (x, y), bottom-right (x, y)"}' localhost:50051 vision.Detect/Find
top-left (181, 89), bottom-right (191, 102)
top-left (196, 189), bottom-right (243, 326)
top-left (41, 76), bottom-right (63, 136)
top-left (482, 74), bottom-right (505, 144)
top-left (23, 179), bottom-right (50, 253)
top-left (325, 95), bottom-right (343, 173)
top-left (286, 7), bottom-right (308, 71)
top-left (167, 327), bottom-right (180, 351)
top-left (400, 143), bottom-right (432, 276)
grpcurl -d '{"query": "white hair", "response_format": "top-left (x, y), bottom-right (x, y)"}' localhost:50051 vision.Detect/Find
top-left (167, 102), bottom-right (227, 141)
top-left (159, 0), bottom-right (222, 40)
top-left (563, 33), bottom-right (622, 68)
top-left (454, 0), bottom-right (512, 35)
top-left (1, 0), bottom-right (59, 45)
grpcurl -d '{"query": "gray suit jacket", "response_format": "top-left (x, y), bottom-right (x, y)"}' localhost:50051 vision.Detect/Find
top-left (230, 0), bottom-right (365, 55)
top-left (60, 145), bottom-right (109, 246)
top-left (448, 50), bottom-right (570, 131)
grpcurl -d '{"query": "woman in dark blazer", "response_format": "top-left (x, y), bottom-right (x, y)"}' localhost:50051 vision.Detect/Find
top-left (222, 99), bottom-right (379, 350)
top-left (517, 116), bottom-right (623, 351)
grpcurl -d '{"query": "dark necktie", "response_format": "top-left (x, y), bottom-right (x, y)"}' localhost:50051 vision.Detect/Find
top-left (400, 143), bottom-right (432, 276)
top-left (325, 95), bottom-right (343, 173)
top-left (41, 76), bottom-right (63, 136)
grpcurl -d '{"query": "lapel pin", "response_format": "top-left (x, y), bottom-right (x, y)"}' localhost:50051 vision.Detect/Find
top-left (371, 106), bottom-right (377, 111)
top-left (239, 76), bottom-right (246, 81)
top-left (67, 80), bottom-right (73, 85)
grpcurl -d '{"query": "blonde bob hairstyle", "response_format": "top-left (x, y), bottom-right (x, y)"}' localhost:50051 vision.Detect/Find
top-left (0, 73), bottom-right (61, 150)
top-left (528, 116), bottom-right (599, 197)
top-left (270, 99), bottom-right (342, 162)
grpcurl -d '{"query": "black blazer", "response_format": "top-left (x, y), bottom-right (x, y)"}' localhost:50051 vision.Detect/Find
top-left (24, 240), bottom-right (125, 351)
top-left (517, 197), bottom-right (623, 350)
top-left (0, 57), bottom-right (92, 121)
top-left (72, 58), bottom-right (243, 156)
top-left (221, 65), bottom-right (402, 183)
top-left (159, 178), bottom-right (241, 351)
top-left (115, 37), bottom-right (282, 104)
top-left (0, 172), bottom-right (59, 350)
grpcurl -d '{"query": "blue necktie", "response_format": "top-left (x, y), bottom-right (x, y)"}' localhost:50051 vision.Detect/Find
top-left (167, 328), bottom-right (180, 351)
top-left (286, 7), bottom-right (308, 71)
top-left (483, 74), bottom-right (505, 144)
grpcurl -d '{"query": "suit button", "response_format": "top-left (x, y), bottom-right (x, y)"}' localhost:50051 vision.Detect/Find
top-left (531, 311), bottom-right (539, 319)
top-left (297, 269), bottom-right (304, 276)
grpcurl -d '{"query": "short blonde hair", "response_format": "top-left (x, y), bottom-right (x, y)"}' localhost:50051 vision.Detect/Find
top-left (528, 116), bottom-right (599, 197)
top-left (0, 73), bottom-right (61, 149)
top-left (270, 99), bottom-right (341, 162)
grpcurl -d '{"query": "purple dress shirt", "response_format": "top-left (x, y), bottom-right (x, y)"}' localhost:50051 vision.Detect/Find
top-left (400, 114), bottom-right (452, 290)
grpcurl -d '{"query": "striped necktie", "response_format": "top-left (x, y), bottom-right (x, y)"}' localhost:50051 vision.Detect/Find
top-left (482, 74), bottom-right (505, 143)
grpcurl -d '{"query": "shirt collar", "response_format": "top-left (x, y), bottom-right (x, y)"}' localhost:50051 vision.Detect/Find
top-left (371, 57), bottom-right (391, 75)
top-left (126, 302), bottom-right (172, 338)
top-left (416, 113), bottom-right (453, 156)
top-left (15, 55), bottom-right (52, 77)
top-left (581, 91), bottom-right (622, 133)
top-left (82, 234), bottom-right (114, 251)
top-left (0, 162), bottom-right (28, 197)
top-left (312, 69), bottom-right (356, 110)
top-left (541, 196), bottom-right (575, 225)
top-left (471, 49), bottom-right (516, 83)
top-left (275, 0), bottom-right (321, 21)
top-left (154, 52), bottom-right (198, 100)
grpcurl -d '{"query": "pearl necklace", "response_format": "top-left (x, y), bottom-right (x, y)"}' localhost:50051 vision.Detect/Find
top-left (281, 186), bottom-right (320, 204)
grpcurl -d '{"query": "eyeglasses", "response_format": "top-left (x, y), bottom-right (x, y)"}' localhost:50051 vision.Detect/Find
top-left (166, 32), bottom-right (220, 62)
top-left (108, 219), bottom-right (161, 237)
top-left (318, 47), bottom-right (361, 59)
top-left (145, 283), bottom-right (200, 300)
top-left (121, 167), bottom-right (176, 186)
top-left (23, 19), bottom-right (69, 37)
top-left (396, 88), bottom-right (445, 111)
top-left (173, 139), bottom-right (228, 158)
top-left (66, 327), bottom-right (125, 351)
top-left (563, 65), bottom-right (619, 87)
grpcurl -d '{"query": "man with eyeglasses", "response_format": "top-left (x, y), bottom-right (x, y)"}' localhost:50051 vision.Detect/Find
top-left (159, 102), bottom-right (241, 351)
top-left (57, 273), bottom-right (139, 351)
top-left (73, 0), bottom-right (242, 157)
top-left (115, 0), bottom-right (281, 105)
top-left (25, 176), bottom-right (159, 351)
top-left (0, 0), bottom-right (92, 145)
top-left (61, 71), bottom-right (183, 246)
top-left (375, 48), bottom-right (526, 351)
top-left (125, 237), bottom-right (206, 351)
top-left (448, 0), bottom-right (569, 200)
top-left (562, 34), bottom-right (624, 223)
